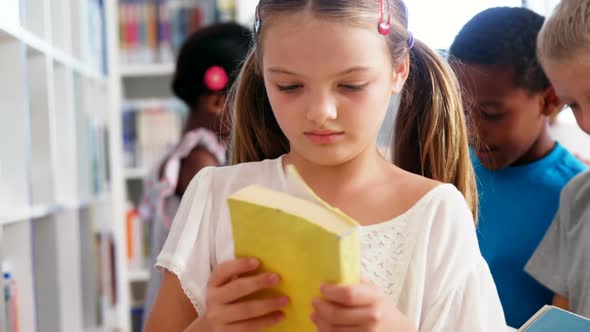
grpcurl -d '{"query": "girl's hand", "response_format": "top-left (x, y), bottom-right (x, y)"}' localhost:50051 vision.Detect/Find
top-left (198, 258), bottom-right (289, 332)
top-left (310, 279), bottom-right (416, 332)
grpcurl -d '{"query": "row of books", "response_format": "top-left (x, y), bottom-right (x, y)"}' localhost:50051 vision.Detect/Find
top-left (122, 100), bottom-right (186, 170)
top-left (126, 202), bottom-right (150, 270)
top-left (119, 0), bottom-right (232, 65)
top-left (88, 0), bottom-right (108, 74)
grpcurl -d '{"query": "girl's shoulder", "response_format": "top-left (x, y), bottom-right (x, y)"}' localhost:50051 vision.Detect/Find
top-left (400, 183), bottom-right (468, 222)
top-left (382, 167), bottom-right (463, 220)
top-left (195, 156), bottom-right (286, 198)
top-left (390, 171), bottom-right (475, 240)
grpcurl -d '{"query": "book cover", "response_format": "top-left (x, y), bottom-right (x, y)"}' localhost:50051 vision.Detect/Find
top-left (519, 305), bottom-right (590, 332)
top-left (228, 165), bottom-right (361, 331)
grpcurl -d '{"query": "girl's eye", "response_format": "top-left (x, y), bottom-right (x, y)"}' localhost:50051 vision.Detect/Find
top-left (277, 84), bottom-right (302, 92)
top-left (340, 82), bottom-right (369, 91)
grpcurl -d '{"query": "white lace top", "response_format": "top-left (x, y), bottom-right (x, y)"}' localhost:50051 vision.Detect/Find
top-left (157, 156), bottom-right (507, 331)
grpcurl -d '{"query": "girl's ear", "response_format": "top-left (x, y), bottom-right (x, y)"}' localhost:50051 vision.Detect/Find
top-left (392, 54), bottom-right (410, 95)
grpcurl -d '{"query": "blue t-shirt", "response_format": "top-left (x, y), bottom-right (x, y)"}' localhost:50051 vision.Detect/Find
top-left (474, 143), bottom-right (587, 328)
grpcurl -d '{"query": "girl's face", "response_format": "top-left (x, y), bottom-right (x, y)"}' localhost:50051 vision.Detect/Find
top-left (261, 12), bottom-right (408, 166)
top-left (544, 55), bottom-right (590, 134)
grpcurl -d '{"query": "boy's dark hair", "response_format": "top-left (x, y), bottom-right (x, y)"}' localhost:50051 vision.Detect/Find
top-left (449, 7), bottom-right (550, 93)
top-left (172, 22), bottom-right (252, 109)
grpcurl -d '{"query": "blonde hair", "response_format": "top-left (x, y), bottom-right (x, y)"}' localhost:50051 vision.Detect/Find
top-left (227, 0), bottom-right (478, 219)
top-left (538, 0), bottom-right (590, 63)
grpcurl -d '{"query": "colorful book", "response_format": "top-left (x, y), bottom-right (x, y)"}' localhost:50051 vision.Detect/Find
top-left (519, 305), bottom-right (590, 332)
top-left (228, 165), bottom-right (361, 331)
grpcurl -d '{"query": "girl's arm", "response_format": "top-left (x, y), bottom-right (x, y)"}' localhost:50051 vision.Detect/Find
top-left (145, 259), bottom-right (288, 332)
top-left (144, 271), bottom-right (201, 332)
top-left (553, 294), bottom-right (570, 311)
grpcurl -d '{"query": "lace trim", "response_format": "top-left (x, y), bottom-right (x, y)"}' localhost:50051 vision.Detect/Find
top-left (155, 261), bottom-right (205, 315)
top-left (360, 195), bottom-right (428, 303)
top-left (361, 219), bottom-right (409, 302)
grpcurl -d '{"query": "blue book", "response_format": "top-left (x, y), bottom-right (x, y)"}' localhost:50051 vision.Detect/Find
top-left (519, 306), bottom-right (590, 331)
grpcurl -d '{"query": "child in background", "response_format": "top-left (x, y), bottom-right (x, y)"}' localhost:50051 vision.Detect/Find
top-left (449, 7), bottom-right (586, 328)
top-left (140, 22), bottom-right (251, 322)
top-left (526, 0), bottom-right (590, 320)
top-left (145, 1), bottom-right (506, 331)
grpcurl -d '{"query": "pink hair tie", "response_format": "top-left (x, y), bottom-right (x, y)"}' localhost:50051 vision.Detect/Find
top-left (204, 65), bottom-right (229, 92)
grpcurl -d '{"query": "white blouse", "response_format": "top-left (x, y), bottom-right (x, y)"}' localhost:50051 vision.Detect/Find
top-left (156, 156), bottom-right (507, 331)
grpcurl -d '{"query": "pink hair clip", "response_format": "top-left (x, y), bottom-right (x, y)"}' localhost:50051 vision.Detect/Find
top-left (378, 0), bottom-right (391, 35)
top-left (204, 65), bottom-right (229, 92)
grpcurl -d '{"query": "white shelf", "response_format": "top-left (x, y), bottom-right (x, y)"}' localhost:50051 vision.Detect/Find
top-left (123, 98), bottom-right (184, 109)
top-left (120, 63), bottom-right (175, 77)
top-left (0, 23), bottom-right (106, 82)
top-left (128, 268), bottom-right (150, 283)
top-left (125, 168), bottom-right (148, 179)
top-left (0, 193), bottom-right (109, 225)
top-left (1, 205), bottom-right (62, 226)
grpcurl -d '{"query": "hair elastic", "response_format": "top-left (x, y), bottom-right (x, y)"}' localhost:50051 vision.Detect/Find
top-left (407, 32), bottom-right (415, 49)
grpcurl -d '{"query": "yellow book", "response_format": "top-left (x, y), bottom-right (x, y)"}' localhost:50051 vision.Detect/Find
top-left (227, 165), bottom-right (361, 331)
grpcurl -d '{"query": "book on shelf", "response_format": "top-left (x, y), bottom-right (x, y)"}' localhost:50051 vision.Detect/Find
top-left (126, 203), bottom-right (146, 270)
top-left (119, 0), bottom-right (221, 65)
top-left (88, 0), bottom-right (108, 74)
top-left (228, 165), bottom-right (361, 331)
top-left (122, 100), bottom-right (185, 170)
top-left (518, 305), bottom-right (590, 332)
top-left (2, 262), bottom-right (19, 332)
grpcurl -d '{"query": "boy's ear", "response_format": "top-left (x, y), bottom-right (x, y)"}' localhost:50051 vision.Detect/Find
top-left (541, 86), bottom-right (563, 116)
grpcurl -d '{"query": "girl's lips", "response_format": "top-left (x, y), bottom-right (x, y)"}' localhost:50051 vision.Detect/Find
top-left (304, 131), bottom-right (344, 144)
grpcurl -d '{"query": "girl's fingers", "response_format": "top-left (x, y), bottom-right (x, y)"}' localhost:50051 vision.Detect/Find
top-left (216, 272), bottom-right (281, 303)
top-left (320, 282), bottom-right (381, 307)
top-left (311, 311), bottom-right (364, 332)
top-left (223, 296), bottom-right (289, 322)
top-left (227, 311), bottom-right (285, 332)
top-left (312, 298), bottom-right (382, 325)
top-left (208, 258), bottom-right (260, 287)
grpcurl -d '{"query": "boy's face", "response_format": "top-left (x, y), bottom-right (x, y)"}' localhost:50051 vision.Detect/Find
top-left (454, 64), bottom-right (550, 170)
top-left (543, 56), bottom-right (590, 135)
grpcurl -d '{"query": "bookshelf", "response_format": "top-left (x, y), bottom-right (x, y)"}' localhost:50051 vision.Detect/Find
top-left (0, 0), bottom-right (131, 331)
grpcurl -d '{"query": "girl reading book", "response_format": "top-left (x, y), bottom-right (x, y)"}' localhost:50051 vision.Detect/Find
top-left (145, 1), bottom-right (506, 331)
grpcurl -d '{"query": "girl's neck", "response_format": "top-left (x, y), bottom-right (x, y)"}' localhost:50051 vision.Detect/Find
top-left (183, 110), bottom-right (228, 143)
top-left (284, 146), bottom-right (390, 201)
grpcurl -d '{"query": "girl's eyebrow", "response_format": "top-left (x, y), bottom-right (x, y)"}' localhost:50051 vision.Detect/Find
top-left (266, 66), bottom-right (372, 78)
